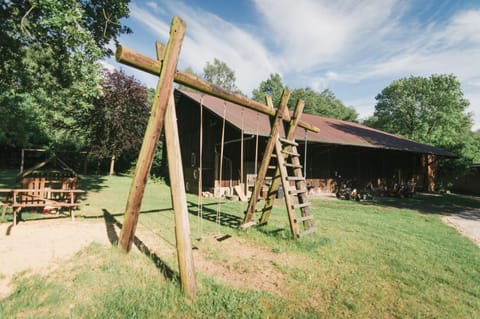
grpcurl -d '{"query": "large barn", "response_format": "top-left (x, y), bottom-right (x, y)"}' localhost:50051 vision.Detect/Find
top-left (172, 89), bottom-right (455, 197)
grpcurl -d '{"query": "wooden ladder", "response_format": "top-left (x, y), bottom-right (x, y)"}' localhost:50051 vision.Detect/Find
top-left (266, 136), bottom-right (314, 238)
top-left (241, 91), bottom-right (314, 239)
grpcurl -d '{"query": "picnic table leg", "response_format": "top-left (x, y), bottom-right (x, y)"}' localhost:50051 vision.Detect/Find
top-left (70, 193), bottom-right (75, 221)
top-left (1, 203), bottom-right (6, 218)
top-left (13, 207), bottom-right (20, 227)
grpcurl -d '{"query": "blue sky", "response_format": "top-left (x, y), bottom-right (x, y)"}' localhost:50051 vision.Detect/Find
top-left (103, 0), bottom-right (480, 130)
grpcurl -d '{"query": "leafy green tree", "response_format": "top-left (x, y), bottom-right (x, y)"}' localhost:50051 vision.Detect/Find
top-left (203, 58), bottom-right (240, 93)
top-left (289, 88), bottom-right (358, 121)
top-left (370, 74), bottom-right (477, 180)
top-left (372, 74), bottom-right (471, 149)
top-left (252, 73), bottom-right (286, 107)
top-left (0, 0), bottom-right (130, 149)
top-left (251, 74), bottom-right (357, 121)
top-left (82, 69), bottom-right (149, 175)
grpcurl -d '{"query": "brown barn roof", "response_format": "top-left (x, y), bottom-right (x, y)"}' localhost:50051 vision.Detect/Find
top-left (176, 89), bottom-right (456, 157)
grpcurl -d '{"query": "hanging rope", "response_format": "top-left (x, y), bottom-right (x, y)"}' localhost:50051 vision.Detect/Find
top-left (197, 96), bottom-right (204, 239)
top-left (255, 112), bottom-right (259, 175)
top-left (240, 107), bottom-right (244, 187)
top-left (240, 107), bottom-right (247, 215)
top-left (304, 128), bottom-right (308, 179)
top-left (216, 102), bottom-right (227, 235)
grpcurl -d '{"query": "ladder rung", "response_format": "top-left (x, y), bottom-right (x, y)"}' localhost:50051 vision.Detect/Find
top-left (268, 165), bottom-right (277, 169)
top-left (287, 176), bottom-right (305, 181)
top-left (265, 176), bottom-right (273, 180)
top-left (289, 188), bottom-right (308, 195)
top-left (298, 228), bottom-right (316, 238)
top-left (239, 221), bottom-right (257, 230)
top-left (271, 153), bottom-right (277, 158)
top-left (295, 215), bottom-right (313, 223)
top-left (282, 150), bottom-right (300, 157)
top-left (279, 138), bottom-right (298, 146)
top-left (293, 202), bottom-right (310, 209)
top-left (285, 163), bottom-right (302, 168)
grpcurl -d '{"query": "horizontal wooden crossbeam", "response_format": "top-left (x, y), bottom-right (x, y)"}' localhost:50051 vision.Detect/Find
top-left (116, 45), bottom-right (320, 133)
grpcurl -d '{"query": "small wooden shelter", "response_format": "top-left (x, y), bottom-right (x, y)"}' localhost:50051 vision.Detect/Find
top-left (18, 151), bottom-right (79, 191)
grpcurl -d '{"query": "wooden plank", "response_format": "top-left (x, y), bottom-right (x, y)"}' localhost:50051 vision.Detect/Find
top-left (118, 17), bottom-right (187, 253)
top-left (164, 90), bottom-right (197, 299)
top-left (233, 184), bottom-right (247, 202)
top-left (1, 202), bottom-right (7, 218)
top-left (116, 45), bottom-right (320, 134)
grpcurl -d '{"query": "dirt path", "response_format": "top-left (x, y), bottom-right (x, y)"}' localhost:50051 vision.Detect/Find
top-left (442, 210), bottom-right (480, 247)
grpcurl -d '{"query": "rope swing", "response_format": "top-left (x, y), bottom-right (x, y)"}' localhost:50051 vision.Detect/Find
top-left (255, 112), bottom-right (259, 175)
top-left (197, 96), bottom-right (204, 239)
top-left (215, 101), bottom-right (227, 235)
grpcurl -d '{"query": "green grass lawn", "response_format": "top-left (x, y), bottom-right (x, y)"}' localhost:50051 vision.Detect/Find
top-left (1, 173), bottom-right (479, 318)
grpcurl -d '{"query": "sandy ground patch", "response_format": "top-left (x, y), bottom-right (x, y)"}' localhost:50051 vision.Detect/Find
top-left (0, 217), bottom-right (289, 300)
top-left (0, 219), bottom-right (112, 298)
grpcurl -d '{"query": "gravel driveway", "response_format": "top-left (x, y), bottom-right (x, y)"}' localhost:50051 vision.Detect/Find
top-left (442, 210), bottom-right (480, 247)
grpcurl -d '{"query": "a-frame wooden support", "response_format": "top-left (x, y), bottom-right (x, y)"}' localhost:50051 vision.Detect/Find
top-left (117, 17), bottom-right (196, 299)
top-left (241, 91), bottom-right (291, 227)
top-left (114, 15), bottom-right (320, 299)
top-left (241, 93), bottom-right (314, 238)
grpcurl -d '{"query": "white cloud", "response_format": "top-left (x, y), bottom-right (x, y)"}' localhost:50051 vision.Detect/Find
top-left (343, 96), bottom-right (376, 121)
top-left (434, 9), bottom-right (480, 47)
top-left (128, 2), bottom-right (276, 94)
top-left (130, 4), bottom-right (170, 40)
top-left (99, 60), bottom-right (116, 72)
top-left (252, 0), bottom-right (402, 70)
top-left (120, 1), bottom-right (480, 128)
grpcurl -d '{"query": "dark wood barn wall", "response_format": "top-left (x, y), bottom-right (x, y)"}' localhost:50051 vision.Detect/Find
top-left (175, 94), bottom-right (428, 194)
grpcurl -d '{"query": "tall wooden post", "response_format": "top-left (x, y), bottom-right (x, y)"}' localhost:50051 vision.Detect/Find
top-left (118, 17), bottom-right (186, 251)
top-left (164, 91), bottom-right (196, 298)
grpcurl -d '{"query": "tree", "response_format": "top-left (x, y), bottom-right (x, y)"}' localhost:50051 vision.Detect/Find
top-left (82, 69), bottom-right (149, 175)
top-left (372, 74), bottom-right (471, 148)
top-left (0, 0), bottom-right (130, 149)
top-left (203, 58), bottom-right (240, 93)
top-left (370, 74), bottom-right (477, 181)
top-left (252, 73), bottom-right (286, 107)
top-left (251, 74), bottom-right (357, 121)
top-left (289, 88), bottom-right (358, 121)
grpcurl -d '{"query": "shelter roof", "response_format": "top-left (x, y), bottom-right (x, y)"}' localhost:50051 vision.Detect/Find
top-left (18, 152), bottom-right (78, 179)
top-left (176, 89), bottom-right (456, 157)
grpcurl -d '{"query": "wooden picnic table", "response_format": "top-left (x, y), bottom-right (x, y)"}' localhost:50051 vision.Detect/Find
top-left (0, 188), bottom-right (85, 226)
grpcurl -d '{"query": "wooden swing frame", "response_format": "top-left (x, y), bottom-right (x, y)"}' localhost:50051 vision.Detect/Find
top-left (115, 16), bottom-right (319, 299)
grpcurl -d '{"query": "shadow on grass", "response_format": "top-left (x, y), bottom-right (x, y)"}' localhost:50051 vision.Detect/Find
top-left (186, 201), bottom-right (243, 229)
top-left (360, 193), bottom-right (480, 220)
top-left (0, 169), bottom-right (17, 188)
top-left (2, 210), bottom-right (78, 233)
top-left (78, 174), bottom-right (108, 193)
top-left (102, 209), bottom-right (178, 283)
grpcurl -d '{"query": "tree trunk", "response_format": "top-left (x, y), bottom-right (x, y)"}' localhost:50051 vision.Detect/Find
top-left (109, 153), bottom-right (116, 176)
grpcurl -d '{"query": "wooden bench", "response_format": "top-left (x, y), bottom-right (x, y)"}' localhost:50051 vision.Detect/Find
top-left (0, 188), bottom-right (85, 226)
